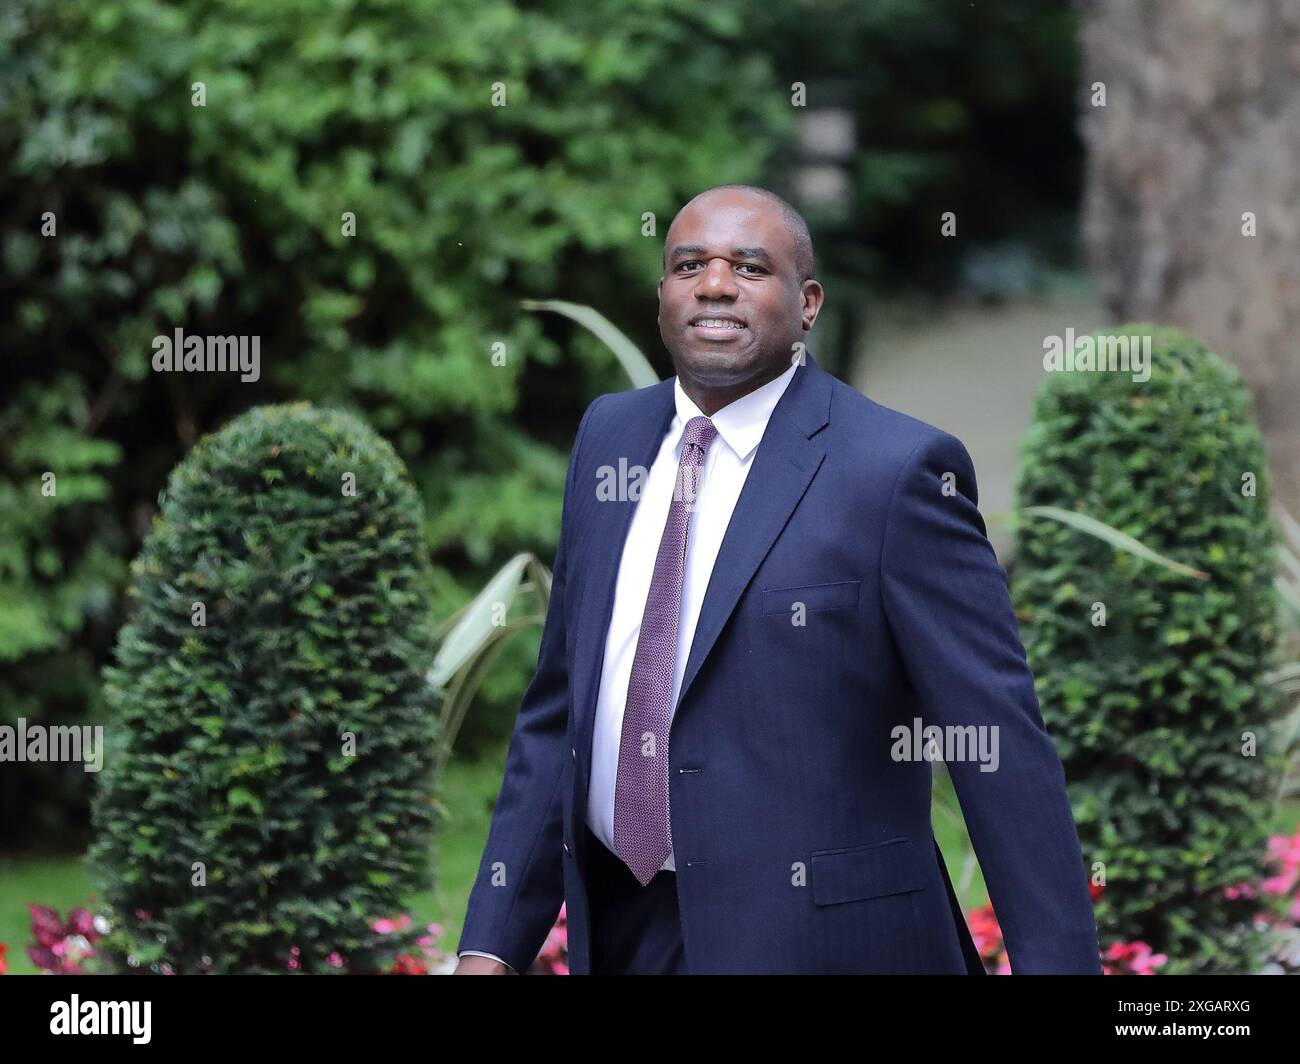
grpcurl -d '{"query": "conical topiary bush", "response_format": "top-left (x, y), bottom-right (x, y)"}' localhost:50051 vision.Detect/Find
top-left (88, 402), bottom-right (438, 973)
top-left (1012, 324), bottom-right (1283, 974)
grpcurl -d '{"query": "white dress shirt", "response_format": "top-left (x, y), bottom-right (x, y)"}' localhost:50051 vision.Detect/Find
top-left (460, 361), bottom-right (798, 971)
top-left (586, 361), bottom-right (797, 872)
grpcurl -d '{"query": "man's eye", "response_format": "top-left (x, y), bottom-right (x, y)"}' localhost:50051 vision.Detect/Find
top-left (678, 261), bottom-right (764, 274)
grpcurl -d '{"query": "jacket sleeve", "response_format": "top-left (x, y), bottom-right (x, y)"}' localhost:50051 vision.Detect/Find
top-left (456, 395), bottom-right (601, 974)
top-left (879, 431), bottom-right (1103, 974)
top-left (456, 949), bottom-right (516, 974)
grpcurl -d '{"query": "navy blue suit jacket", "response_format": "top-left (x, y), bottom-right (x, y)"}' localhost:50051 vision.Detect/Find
top-left (459, 354), bottom-right (1102, 974)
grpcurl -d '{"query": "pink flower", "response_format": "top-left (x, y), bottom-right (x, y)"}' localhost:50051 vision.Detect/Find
top-left (528, 904), bottom-right (569, 975)
top-left (371, 913), bottom-right (412, 935)
top-left (1102, 940), bottom-right (1167, 975)
top-left (1268, 832), bottom-right (1300, 869)
top-left (26, 904), bottom-right (104, 974)
top-left (28, 904), bottom-right (63, 949)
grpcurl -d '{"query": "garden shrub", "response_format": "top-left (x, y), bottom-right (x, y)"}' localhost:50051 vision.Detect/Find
top-left (88, 403), bottom-right (438, 974)
top-left (1011, 323), bottom-right (1283, 974)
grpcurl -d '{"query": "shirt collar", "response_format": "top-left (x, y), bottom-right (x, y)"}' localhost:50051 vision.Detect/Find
top-left (671, 361), bottom-right (799, 462)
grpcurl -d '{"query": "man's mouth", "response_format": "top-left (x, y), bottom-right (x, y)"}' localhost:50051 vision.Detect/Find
top-left (689, 315), bottom-right (747, 337)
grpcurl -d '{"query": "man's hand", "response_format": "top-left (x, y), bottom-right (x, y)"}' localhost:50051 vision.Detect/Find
top-left (453, 955), bottom-right (515, 975)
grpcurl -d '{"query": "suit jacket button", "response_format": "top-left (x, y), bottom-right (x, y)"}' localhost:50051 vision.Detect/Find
top-left (563, 841), bottom-right (571, 855)
top-left (571, 747), bottom-right (576, 761)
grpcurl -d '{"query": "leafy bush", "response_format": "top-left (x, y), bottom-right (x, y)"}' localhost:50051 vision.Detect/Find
top-left (1011, 324), bottom-right (1284, 974)
top-left (87, 403), bottom-right (438, 974)
top-left (0, 379), bottom-right (127, 843)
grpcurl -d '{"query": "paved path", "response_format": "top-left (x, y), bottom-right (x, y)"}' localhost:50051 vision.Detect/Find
top-left (850, 293), bottom-right (1104, 559)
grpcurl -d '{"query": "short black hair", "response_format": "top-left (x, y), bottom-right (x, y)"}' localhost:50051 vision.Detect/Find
top-left (666, 184), bottom-right (816, 285)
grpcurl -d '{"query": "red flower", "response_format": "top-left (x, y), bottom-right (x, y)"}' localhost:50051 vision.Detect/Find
top-left (964, 902), bottom-right (1010, 974)
top-left (388, 953), bottom-right (427, 975)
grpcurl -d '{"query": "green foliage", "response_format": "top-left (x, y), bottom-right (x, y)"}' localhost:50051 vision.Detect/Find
top-left (86, 403), bottom-right (438, 974)
top-left (1011, 324), bottom-right (1284, 974)
top-left (0, 376), bottom-right (127, 841)
top-left (0, 378), bottom-right (123, 660)
top-left (0, 0), bottom-right (788, 837)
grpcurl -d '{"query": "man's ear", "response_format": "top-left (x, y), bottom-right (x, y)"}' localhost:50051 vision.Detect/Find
top-left (801, 279), bottom-right (825, 330)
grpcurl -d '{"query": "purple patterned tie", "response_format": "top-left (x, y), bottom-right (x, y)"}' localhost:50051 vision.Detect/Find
top-left (613, 414), bottom-right (718, 886)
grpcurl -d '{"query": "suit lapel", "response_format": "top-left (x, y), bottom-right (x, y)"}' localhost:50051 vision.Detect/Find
top-left (570, 357), bottom-right (833, 756)
top-left (676, 358), bottom-right (831, 715)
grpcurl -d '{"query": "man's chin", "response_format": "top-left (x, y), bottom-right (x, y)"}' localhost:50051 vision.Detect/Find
top-left (675, 348), bottom-right (757, 384)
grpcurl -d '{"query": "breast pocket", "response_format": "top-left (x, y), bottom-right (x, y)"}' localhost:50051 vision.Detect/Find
top-left (761, 579), bottom-right (860, 617)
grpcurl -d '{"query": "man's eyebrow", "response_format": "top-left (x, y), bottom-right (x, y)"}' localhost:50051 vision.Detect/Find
top-left (668, 245), bottom-right (774, 264)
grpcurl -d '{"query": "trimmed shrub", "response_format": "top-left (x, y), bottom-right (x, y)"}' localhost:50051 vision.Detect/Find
top-left (87, 403), bottom-right (438, 974)
top-left (1011, 324), bottom-right (1283, 975)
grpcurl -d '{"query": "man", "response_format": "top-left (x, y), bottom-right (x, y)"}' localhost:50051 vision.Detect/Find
top-left (454, 184), bottom-right (1102, 975)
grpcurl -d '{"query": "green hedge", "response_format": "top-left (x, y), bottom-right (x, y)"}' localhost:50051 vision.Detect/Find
top-left (1011, 324), bottom-right (1284, 974)
top-left (87, 403), bottom-right (438, 974)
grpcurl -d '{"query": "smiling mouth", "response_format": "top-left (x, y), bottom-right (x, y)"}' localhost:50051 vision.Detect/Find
top-left (690, 317), bottom-right (747, 337)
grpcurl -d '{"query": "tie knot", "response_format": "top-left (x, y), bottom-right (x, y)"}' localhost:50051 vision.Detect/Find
top-left (683, 415), bottom-right (717, 452)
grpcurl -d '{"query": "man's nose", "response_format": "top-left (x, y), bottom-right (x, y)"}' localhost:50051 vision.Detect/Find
top-left (695, 258), bottom-right (738, 297)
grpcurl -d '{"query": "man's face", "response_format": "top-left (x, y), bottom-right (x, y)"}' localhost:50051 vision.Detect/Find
top-left (658, 191), bottom-right (820, 395)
